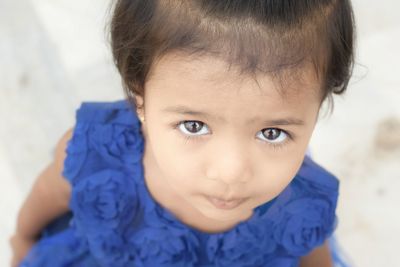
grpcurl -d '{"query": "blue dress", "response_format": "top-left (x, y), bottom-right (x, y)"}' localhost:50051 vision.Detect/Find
top-left (20, 99), bottom-right (350, 267)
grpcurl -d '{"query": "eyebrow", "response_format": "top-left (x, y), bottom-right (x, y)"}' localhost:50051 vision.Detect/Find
top-left (162, 106), bottom-right (305, 126)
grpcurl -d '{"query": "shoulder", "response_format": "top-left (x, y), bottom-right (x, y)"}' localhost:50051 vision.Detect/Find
top-left (62, 99), bottom-right (144, 185)
top-left (294, 155), bottom-right (340, 202)
top-left (60, 101), bottom-right (144, 248)
top-left (263, 155), bottom-right (340, 258)
top-left (74, 99), bottom-right (139, 125)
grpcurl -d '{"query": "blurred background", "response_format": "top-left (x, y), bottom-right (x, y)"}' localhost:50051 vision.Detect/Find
top-left (1, 0), bottom-right (399, 266)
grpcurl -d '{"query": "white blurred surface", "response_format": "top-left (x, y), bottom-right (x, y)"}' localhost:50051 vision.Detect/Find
top-left (1, 0), bottom-right (399, 266)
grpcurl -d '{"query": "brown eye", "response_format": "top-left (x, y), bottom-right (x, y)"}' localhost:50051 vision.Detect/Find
top-left (178, 120), bottom-right (209, 136)
top-left (183, 121), bottom-right (203, 133)
top-left (257, 128), bottom-right (288, 143)
top-left (263, 128), bottom-right (280, 140)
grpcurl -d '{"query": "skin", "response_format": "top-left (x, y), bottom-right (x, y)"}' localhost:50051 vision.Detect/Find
top-left (136, 51), bottom-right (323, 234)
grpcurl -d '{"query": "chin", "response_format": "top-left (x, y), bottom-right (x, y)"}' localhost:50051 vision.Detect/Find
top-left (198, 204), bottom-right (246, 222)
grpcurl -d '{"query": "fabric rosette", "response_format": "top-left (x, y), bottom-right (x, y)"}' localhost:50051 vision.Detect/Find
top-left (271, 196), bottom-right (337, 256)
top-left (129, 226), bottom-right (201, 267)
top-left (206, 212), bottom-right (277, 267)
top-left (89, 123), bottom-right (144, 167)
top-left (70, 169), bottom-right (140, 236)
top-left (130, 197), bottom-right (201, 267)
top-left (85, 230), bottom-right (137, 267)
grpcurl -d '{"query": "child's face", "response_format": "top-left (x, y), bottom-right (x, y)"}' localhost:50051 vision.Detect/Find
top-left (137, 52), bottom-right (322, 224)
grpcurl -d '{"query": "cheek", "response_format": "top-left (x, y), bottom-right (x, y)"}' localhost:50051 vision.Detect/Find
top-left (148, 133), bottom-right (200, 181)
top-left (256, 155), bottom-right (304, 197)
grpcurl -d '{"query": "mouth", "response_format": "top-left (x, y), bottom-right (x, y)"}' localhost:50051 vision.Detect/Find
top-left (205, 195), bottom-right (248, 210)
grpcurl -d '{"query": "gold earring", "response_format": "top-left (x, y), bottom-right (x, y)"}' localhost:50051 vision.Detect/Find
top-left (136, 109), bottom-right (144, 122)
top-left (139, 115), bottom-right (145, 123)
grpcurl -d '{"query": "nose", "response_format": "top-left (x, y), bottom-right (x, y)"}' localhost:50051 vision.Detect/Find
top-left (206, 138), bottom-right (252, 185)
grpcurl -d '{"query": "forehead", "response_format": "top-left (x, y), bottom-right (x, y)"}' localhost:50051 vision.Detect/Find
top-left (145, 52), bottom-right (321, 116)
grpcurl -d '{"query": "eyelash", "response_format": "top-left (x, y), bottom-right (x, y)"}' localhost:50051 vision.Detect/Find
top-left (171, 120), bottom-right (294, 151)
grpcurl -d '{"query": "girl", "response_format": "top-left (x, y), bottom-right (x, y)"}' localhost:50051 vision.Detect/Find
top-left (10, 0), bottom-right (355, 266)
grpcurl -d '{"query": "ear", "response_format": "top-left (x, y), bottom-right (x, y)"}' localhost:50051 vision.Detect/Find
top-left (134, 95), bottom-right (145, 121)
top-left (134, 95), bottom-right (144, 108)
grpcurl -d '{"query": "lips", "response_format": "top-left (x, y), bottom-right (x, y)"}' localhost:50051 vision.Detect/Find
top-left (206, 195), bottom-right (247, 210)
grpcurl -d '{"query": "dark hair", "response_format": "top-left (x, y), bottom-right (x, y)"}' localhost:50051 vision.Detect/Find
top-left (109, 0), bottom-right (356, 110)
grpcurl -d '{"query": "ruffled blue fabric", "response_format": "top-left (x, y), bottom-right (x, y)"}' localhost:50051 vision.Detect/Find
top-left (20, 99), bottom-right (349, 267)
